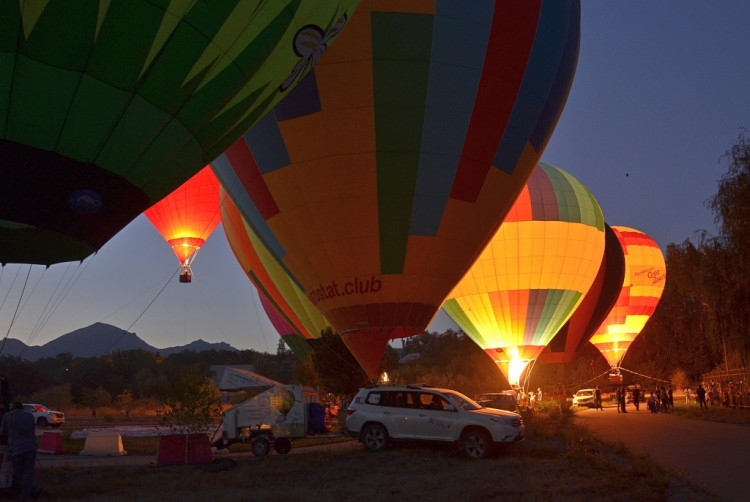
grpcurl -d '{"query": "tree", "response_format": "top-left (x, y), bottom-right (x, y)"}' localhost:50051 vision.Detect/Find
top-left (308, 328), bottom-right (368, 396)
top-left (706, 130), bottom-right (750, 366)
top-left (80, 386), bottom-right (112, 417)
top-left (116, 389), bottom-right (135, 419)
top-left (157, 368), bottom-right (221, 435)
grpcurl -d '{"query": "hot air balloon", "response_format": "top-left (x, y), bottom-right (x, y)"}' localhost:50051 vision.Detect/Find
top-left (220, 189), bottom-right (329, 348)
top-left (442, 163), bottom-right (606, 388)
top-left (144, 166), bottom-right (220, 283)
top-left (259, 295), bottom-right (313, 359)
top-left (538, 223), bottom-right (626, 365)
top-left (588, 226), bottom-right (667, 370)
top-left (213, 1), bottom-right (581, 377)
top-left (0, 0), bottom-right (359, 266)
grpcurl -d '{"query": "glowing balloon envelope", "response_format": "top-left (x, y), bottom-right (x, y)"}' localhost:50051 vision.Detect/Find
top-left (0, 0), bottom-right (359, 265)
top-left (538, 223), bottom-right (626, 364)
top-left (213, 1), bottom-right (582, 377)
top-left (588, 226), bottom-right (667, 369)
top-left (442, 163), bottom-right (605, 387)
top-left (144, 166), bottom-right (220, 283)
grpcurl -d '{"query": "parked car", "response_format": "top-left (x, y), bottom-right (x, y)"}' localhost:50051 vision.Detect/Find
top-left (572, 389), bottom-right (596, 408)
top-left (346, 384), bottom-right (525, 458)
top-left (23, 404), bottom-right (65, 427)
top-left (476, 391), bottom-right (520, 413)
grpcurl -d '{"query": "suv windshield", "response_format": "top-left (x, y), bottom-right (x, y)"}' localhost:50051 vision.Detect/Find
top-left (443, 390), bottom-right (481, 411)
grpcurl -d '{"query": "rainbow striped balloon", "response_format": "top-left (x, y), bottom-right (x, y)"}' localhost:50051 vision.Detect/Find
top-left (443, 163), bottom-right (605, 387)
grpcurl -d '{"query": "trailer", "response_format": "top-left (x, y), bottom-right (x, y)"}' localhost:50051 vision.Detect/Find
top-left (212, 368), bottom-right (322, 455)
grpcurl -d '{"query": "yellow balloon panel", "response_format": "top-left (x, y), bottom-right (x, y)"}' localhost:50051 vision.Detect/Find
top-left (444, 163), bottom-right (605, 356)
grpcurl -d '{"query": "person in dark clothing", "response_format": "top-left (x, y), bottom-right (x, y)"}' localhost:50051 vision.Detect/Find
top-left (0, 402), bottom-right (41, 500)
top-left (594, 386), bottom-right (603, 411)
top-left (667, 386), bottom-right (674, 408)
top-left (648, 392), bottom-right (657, 413)
top-left (615, 387), bottom-right (622, 413)
top-left (696, 384), bottom-right (708, 409)
top-left (632, 386), bottom-right (641, 411)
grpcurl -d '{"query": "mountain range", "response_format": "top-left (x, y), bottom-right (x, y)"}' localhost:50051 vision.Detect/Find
top-left (0, 322), bottom-right (239, 362)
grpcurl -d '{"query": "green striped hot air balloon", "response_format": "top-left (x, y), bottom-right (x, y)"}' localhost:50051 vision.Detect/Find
top-left (0, 0), bottom-right (359, 265)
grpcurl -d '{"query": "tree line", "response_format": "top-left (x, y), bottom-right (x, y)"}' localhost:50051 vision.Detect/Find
top-left (621, 131), bottom-right (750, 385)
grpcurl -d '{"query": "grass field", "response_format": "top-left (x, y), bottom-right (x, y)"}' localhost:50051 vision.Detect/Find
top-left (28, 409), bottom-right (724, 501)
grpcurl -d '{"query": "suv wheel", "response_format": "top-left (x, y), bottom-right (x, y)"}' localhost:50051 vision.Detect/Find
top-left (36, 417), bottom-right (48, 427)
top-left (462, 429), bottom-right (492, 459)
top-left (361, 424), bottom-right (389, 452)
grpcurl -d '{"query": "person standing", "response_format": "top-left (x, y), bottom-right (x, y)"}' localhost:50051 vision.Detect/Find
top-left (618, 386), bottom-right (628, 413)
top-left (697, 384), bottom-right (708, 409)
top-left (594, 386), bottom-right (603, 411)
top-left (632, 386), bottom-right (641, 411)
top-left (0, 402), bottom-right (41, 500)
top-left (648, 392), bottom-right (657, 413)
top-left (667, 385), bottom-right (674, 408)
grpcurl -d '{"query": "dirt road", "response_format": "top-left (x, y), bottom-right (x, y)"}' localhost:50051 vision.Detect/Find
top-left (574, 406), bottom-right (750, 502)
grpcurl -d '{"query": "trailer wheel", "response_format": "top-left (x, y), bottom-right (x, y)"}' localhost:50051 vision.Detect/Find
top-left (274, 437), bottom-right (292, 454)
top-left (251, 437), bottom-right (270, 456)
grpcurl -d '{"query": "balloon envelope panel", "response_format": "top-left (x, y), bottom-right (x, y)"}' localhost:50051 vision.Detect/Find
top-left (221, 189), bottom-right (329, 343)
top-left (259, 294), bottom-right (313, 360)
top-left (0, 0), bottom-right (359, 265)
top-left (213, 1), bottom-right (581, 377)
top-left (443, 163), bottom-right (605, 385)
top-left (588, 226), bottom-right (667, 368)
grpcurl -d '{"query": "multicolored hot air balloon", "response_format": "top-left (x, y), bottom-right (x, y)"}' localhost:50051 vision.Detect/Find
top-left (220, 190), bottom-right (329, 352)
top-left (588, 226), bottom-right (667, 369)
top-left (0, 0), bottom-right (359, 265)
top-left (442, 163), bottom-right (605, 387)
top-left (144, 166), bottom-right (220, 283)
top-left (213, 1), bottom-right (581, 377)
top-left (259, 295), bottom-right (313, 359)
top-left (538, 223), bottom-right (626, 365)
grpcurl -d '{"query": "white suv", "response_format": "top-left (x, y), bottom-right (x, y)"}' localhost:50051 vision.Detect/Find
top-left (346, 384), bottom-right (524, 458)
top-left (23, 403), bottom-right (65, 427)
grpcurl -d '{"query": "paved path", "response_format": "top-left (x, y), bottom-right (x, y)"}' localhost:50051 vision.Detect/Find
top-left (574, 406), bottom-right (750, 502)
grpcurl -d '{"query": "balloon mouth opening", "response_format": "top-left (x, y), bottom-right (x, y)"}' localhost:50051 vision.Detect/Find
top-left (168, 237), bottom-right (204, 263)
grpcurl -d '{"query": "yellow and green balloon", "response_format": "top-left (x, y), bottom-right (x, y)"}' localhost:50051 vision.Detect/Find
top-left (443, 163), bottom-right (605, 387)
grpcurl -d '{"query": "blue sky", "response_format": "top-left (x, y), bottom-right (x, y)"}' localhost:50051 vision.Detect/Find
top-left (1, 2), bottom-right (748, 353)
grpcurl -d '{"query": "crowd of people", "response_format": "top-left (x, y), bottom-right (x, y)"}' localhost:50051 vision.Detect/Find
top-left (597, 380), bottom-right (747, 414)
top-left (683, 380), bottom-right (747, 409)
top-left (515, 387), bottom-right (544, 410)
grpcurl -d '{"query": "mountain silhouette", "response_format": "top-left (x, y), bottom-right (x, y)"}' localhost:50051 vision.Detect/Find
top-left (0, 322), bottom-right (238, 362)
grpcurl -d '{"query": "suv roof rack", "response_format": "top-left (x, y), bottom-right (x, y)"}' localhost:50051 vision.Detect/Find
top-left (406, 383), bottom-right (434, 389)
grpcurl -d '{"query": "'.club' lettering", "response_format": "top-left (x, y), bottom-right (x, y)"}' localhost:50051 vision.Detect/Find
top-left (307, 276), bottom-right (382, 305)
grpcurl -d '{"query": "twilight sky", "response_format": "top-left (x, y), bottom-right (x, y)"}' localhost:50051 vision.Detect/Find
top-left (1, 2), bottom-right (748, 354)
